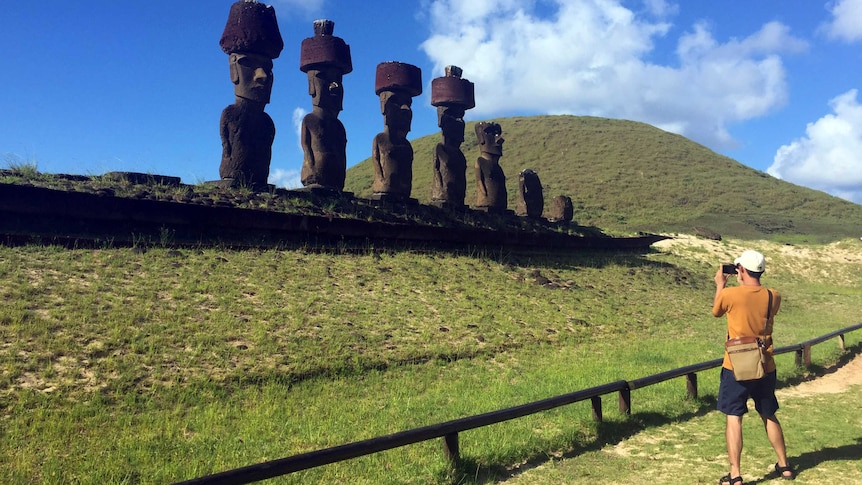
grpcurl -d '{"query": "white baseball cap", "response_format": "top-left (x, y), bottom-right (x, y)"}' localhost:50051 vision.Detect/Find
top-left (735, 250), bottom-right (766, 273)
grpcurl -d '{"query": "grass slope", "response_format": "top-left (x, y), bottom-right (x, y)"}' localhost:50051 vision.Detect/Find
top-left (1, 236), bottom-right (861, 483)
top-left (345, 115), bottom-right (862, 242)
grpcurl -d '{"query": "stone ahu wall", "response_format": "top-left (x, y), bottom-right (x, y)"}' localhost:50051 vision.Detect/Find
top-left (212, 0), bottom-right (576, 223)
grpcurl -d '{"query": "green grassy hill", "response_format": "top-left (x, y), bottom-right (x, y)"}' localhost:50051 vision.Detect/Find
top-left (345, 115), bottom-right (862, 242)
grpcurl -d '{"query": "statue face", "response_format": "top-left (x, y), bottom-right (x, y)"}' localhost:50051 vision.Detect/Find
top-left (479, 123), bottom-right (504, 156)
top-left (381, 91), bottom-right (413, 136)
top-left (439, 109), bottom-right (465, 145)
top-left (230, 53), bottom-right (274, 104)
top-left (309, 67), bottom-right (344, 113)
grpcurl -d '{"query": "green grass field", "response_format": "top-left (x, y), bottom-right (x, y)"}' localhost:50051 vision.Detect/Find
top-left (1, 234), bottom-right (860, 484)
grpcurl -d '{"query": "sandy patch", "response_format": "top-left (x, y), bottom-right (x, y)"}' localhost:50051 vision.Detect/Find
top-left (778, 352), bottom-right (862, 398)
top-left (654, 234), bottom-right (862, 264)
top-left (653, 234), bottom-right (862, 285)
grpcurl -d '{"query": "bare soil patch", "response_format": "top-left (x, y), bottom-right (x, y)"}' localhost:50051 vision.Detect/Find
top-left (654, 234), bottom-right (862, 286)
top-left (778, 352), bottom-right (862, 398)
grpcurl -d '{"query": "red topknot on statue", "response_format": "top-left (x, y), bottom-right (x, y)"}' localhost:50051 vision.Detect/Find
top-left (431, 65), bottom-right (475, 109)
top-left (219, 0), bottom-right (284, 59)
top-left (300, 19), bottom-right (352, 75)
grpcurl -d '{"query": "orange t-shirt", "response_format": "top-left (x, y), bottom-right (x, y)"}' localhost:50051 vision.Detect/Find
top-left (712, 285), bottom-right (781, 372)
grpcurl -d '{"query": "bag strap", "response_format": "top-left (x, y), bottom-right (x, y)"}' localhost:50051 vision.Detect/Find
top-left (766, 289), bottom-right (773, 320)
top-left (762, 289), bottom-right (773, 341)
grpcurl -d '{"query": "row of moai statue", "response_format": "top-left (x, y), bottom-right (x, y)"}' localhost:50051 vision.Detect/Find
top-left (217, 1), bottom-right (573, 221)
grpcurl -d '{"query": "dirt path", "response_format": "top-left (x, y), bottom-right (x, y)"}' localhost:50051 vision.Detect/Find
top-left (777, 352), bottom-right (862, 398)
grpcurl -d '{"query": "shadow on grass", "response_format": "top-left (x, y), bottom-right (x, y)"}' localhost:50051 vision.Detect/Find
top-left (740, 438), bottom-right (862, 484)
top-left (443, 395), bottom-right (718, 485)
top-left (501, 247), bottom-right (665, 265)
top-left (790, 438), bottom-right (862, 480)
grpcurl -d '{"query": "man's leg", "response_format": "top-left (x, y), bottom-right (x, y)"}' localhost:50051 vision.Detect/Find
top-left (726, 414), bottom-right (744, 479)
top-left (718, 368), bottom-right (749, 481)
top-left (761, 414), bottom-right (793, 478)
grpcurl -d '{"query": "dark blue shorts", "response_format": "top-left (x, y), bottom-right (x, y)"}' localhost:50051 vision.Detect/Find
top-left (717, 367), bottom-right (780, 417)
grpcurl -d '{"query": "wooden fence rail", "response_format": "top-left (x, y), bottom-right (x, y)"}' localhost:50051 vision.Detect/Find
top-left (176, 322), bottom-right (862, 485)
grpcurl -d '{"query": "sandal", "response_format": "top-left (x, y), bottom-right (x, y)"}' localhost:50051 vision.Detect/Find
top-left (775, 462), bottom-right (795, 480)
top-left (718, 474), bottom-right (743, 485)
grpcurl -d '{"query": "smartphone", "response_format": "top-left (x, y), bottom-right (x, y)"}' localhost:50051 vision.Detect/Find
top-left (721, 263), bottom-right (737, 274)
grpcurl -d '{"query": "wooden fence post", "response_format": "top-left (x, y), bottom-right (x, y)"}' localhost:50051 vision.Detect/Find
top-left (803, 345), bottom-right (812, 366)
top-left (838, 333), bottom-right (846, 351)
top-left (591, 396), bottom-right (603, 422)
top-left (795, 349), bottom-right (803, 367)
top-left (443, 433), bottom-right (460, 466)
top-left (685, 372), bottom-right (698, 399)
top-left (618, 388), bottom-right (631, 415)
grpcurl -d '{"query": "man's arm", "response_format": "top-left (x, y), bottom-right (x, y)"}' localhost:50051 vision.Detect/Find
top-left (712, 266), bottom-right (727, 317)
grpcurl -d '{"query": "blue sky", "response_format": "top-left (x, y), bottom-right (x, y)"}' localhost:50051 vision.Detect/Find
top-left (3, 0), bottom-right (862, 204)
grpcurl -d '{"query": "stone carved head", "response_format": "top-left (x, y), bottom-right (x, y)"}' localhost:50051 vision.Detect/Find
top-left (300, 20), bottom-right (351, 114)
top-left (307, 67), bottom-right (344, 112)
top-left (432, 65), bottom-right (474, 146)
top-left (475, 121), bottom-right (504, 157)
top-left (220, 1), bottom-right (283, 105)
top-left (228, 53), bottom-right (274, 104)
top-left (375, 62), bottom-right (422, 138)
top-left (437, 107), bottom-right (466, 145)
top-left (380, 91), bottom-right (414, 137)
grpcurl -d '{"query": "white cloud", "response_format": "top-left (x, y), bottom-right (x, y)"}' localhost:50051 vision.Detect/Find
top-left (767, 89), bottom-right (862, 203)
top-left (269, 167), bottom-right (302, 189)
top-left (419, 0), bottom-right (807, 150)
top-left (265, 106), bottom-right (308, 189)
top-left (292, 107), bottom-right (307, 155)
top-left (642, 0), bottom-right (678, 17)
top-left (823, 0), bottom-right (862, 42)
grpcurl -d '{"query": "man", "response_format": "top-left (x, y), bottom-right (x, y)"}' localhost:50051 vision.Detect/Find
top-left (713, 250), bottom-right (795, 483)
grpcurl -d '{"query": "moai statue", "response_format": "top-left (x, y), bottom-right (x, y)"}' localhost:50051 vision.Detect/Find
top-left (516, 169), bottom-right (544, 218)
top-left (430, 66), bottom-right (475, 209)
top-left (474, 121), bottom-right (508, 211)
top-left (299, 20), bottom-right (352, 192)
top-left (218, 0), bottom-right (284, 189)
top-left (370, 61), bottom-right (423, 202)
top-left (549, 195), bottom-right (574, 222)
